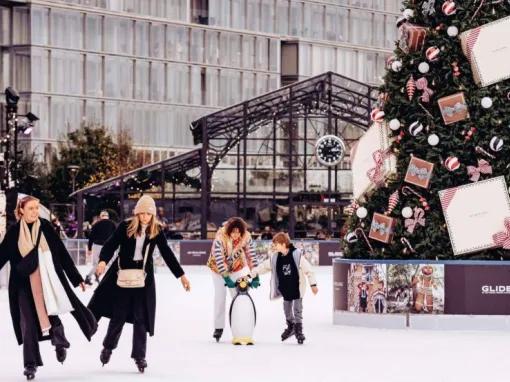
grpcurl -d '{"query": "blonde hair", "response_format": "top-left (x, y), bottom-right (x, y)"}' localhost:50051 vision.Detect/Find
top-left (127, 214), bottom-right (161, 239)
top-left (15, 196), bottom-right (40, 221)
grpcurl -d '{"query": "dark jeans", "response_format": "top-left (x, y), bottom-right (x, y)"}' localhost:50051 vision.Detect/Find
top-left (19, 288), bottom-right (70, 368)
top-left (103, 288), bottom-right (147, 360)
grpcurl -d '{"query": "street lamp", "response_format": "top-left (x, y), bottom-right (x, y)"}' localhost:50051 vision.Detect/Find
top-left (67, 165), bottom-right (80, 227)
top-left (67, 165), bottom-right (80, 193)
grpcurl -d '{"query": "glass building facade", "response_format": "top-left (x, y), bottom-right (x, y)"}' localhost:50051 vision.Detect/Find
top-left (0, 0), bottom-right (401, 164)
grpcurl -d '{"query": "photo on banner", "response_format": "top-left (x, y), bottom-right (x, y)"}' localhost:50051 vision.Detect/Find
top-left (347, 263), bottom-right (387, 314)
top-left (255, 240), bottom-right (319, 265)
top-left (387, 264), bottom-right (444, 314)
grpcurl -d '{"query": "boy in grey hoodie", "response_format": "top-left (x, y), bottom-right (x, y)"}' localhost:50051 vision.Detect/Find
top-left (251, 232), bottom-right (318, 344)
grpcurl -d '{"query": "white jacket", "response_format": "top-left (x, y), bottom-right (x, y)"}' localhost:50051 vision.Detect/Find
top-left (251, 247), bottom-right (317, 300)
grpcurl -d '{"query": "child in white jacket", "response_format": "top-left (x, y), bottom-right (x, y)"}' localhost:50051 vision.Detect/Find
top-left (251, 232), bottom-right (318, 344)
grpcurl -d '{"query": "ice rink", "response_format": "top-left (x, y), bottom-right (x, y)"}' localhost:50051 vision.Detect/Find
top-left (0, 266), bottom-right (509, 382)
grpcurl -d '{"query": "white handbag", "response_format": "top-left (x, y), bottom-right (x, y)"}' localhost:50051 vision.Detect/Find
top-left (117, 244), bottom-right (150, 288)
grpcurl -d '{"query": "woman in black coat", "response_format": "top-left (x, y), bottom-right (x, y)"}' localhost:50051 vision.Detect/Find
top-left (0, 196), bottom-right (97, 380)
top-left (88, 195), bottom-right (190, 373)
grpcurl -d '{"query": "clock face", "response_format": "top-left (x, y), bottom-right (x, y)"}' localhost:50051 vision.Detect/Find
top-left (315, 135), bottom-right (346, 167)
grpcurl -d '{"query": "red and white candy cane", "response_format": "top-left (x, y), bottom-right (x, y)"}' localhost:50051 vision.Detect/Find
top-left (402, 186), bottom-right (430, 211)
top-left (354, 228), bottom-right (375, 254)
top-left (475, 145), bottom-right (496, 159)
top-left (401, 237), bottom-right (416, 254)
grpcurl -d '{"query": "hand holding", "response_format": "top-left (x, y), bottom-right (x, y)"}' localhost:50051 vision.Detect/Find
top-left (180, 275), bottom-right (191, 292)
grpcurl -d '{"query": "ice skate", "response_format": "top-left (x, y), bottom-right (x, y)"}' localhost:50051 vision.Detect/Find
top-left (281, 320), bottom-right (295, 341)
top-left (294, 323), bottom-right (305, 345)
top-left (100, 348), bottom-right (112, 366)
top-left (135, 358), bottom-right (147, 373)
top-left (23, 366), bottom-right (36, 380)
top-left (213, 328), bottom-right (223, 342)
top-left (55, 346), bottom-right (67, 364)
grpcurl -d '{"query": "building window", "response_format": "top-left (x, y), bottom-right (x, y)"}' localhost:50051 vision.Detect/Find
top-left (191, 0), bottom-right (209, 25)
top-left (167, 24), bottom-right (189, 61)
top-left (150, 22), bottom-right (165, 58)
top-left (135, 20), bottom-right (149, 57)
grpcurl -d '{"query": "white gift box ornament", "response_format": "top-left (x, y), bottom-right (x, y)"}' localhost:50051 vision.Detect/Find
top-left (460, 16), bottom-right (510, 87)
top-left (439, 176), bottom-right (510, 255)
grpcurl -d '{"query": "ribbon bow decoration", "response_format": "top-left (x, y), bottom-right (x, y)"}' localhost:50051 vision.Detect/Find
top-left (416, 77), bottom-right (434, 103)
top-left (404, 207), bottom-right (426, 234)
top-left (493, 218), bottom-right (510, 249)
top-left (371, 221), bottom-right (388, 235)
top-left (367, 149), bottom-right (391, 186)
top-left (408, 164), bottom-right (429, 180)
top-left (442, 102), bottom-right (467, 117)
top-left (467, 159), bottom-right (492, 182)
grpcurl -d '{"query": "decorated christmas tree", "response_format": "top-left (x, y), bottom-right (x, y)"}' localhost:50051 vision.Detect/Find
top-left (344, 0), bottom-right (510, 260)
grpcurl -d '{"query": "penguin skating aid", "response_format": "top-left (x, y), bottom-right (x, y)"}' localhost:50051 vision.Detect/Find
top-left (229, 277), bottom-right (257, 345)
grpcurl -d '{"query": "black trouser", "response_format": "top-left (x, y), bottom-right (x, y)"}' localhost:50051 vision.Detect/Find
top-left (103, 288), bottom-right (147, 360)
top-left (19, 288), bottom-right (70, 368)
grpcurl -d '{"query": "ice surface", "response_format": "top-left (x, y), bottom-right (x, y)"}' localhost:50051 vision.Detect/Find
top-left (0, 266), bottom-right (507, 382)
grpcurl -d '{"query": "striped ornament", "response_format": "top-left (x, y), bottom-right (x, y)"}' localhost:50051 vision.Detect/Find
top-left (409, 121), bottom-right (424, 136)
top-left (490, 136), bottom-right (504, 152)
top-left (370, 108), bottom-right (385, 123)
top-left (442, 0), bottom-right (456, 15)
top-left (426, 46), bottom-right (440, 62)
top-left (406, 75), bottom-right (416, 100)
top-left (444, 156), bottom-right (460, 171)
top-left (386, 190), bottom-right (400, 215)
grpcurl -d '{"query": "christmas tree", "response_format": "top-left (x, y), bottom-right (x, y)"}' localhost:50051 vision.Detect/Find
top-left (344, 1), bottom-right (510, 260)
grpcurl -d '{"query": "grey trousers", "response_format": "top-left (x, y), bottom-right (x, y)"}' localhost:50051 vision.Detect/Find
top-left (283, 299), bottom-right (303, 324)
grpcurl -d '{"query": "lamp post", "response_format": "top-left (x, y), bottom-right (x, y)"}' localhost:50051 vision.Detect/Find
top-left (68, 165), bottom-right (80, 219)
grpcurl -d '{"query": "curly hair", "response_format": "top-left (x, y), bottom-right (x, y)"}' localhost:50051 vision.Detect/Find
top-left (224, 217), bottom-right (248, 237)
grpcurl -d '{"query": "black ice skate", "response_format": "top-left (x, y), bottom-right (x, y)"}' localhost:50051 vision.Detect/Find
top-left (294, 323), bottom-right (305, 345)
top-left (55, 346), bottom-right (67, 364)
top-left (281, 320), bottom-right (295, 341)
top-left (100, 348), bottom-right (112, 366)
top-left (213, 328), bottom-right (223, 342)
top-left (135, 358), bottom-right (147, 373)
top-left (84, 275), bottom-right (93, 286)
top-left (23, 365), bottom-right (36, 380)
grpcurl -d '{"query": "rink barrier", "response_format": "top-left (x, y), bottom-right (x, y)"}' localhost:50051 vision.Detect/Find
top-left (62, 239), bottom-right (341, 267)
top-left (333, 258), bottom-right (510, 330)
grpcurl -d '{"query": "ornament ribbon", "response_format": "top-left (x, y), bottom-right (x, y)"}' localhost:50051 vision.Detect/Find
top-left (367, 149), bottom-right (391, 186)
top-left (408, 164), bottom-right (429, 180)
top-left (404, 207), bottom-right (426, 234)
top-left (416, 77), bottom-right (434, 103)
top-left (492, 218), bottom-right (510, 249)
top-left (371, 221), bottom-right (389, 235)
top-left (442, 102), bottom-right (468, 117)
top-left (467, 159), bottom-right (492, 182)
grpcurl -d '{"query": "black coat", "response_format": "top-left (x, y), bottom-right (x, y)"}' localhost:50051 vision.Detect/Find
top-left (87, 221), bottom-right (184, 336)
top-left (0, 218), bottom-right (98, 345)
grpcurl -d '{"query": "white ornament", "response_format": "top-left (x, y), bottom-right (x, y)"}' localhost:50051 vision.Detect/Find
top-left (427, 134), bottom-right (440, 146)
top-left (356, 207), bottom-right (368, 219)
top-left (391, 60), bottom-right (403, 72)
top-left (418, 62), bottom-right (430, 74)
top-left (403, 8), bottom-right (415, 19)
top-left (447, 25), bottom-right (459, 37)
top-left (481, 96), bottom-right (493, 109)
top-left (389, 119), bottom-right (401, 131)
top-left (402, 207), bottom-right (413, 219)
